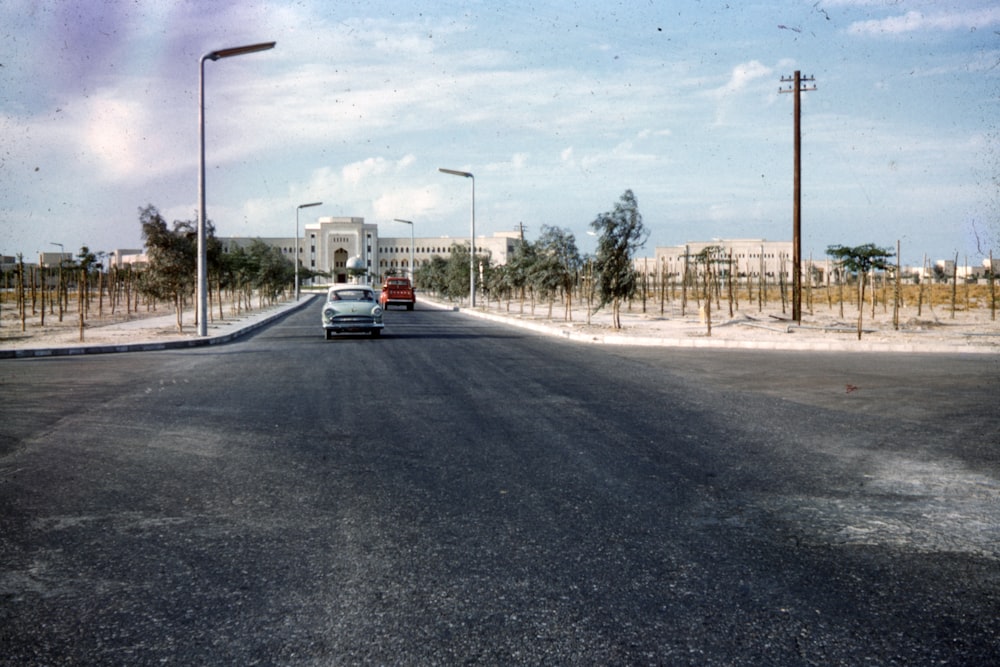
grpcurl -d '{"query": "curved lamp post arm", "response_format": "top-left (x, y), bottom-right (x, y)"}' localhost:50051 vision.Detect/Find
top-left (197, 41), bottom-right (275, 336)
top-left (296, 202), bottom-right (323, 300)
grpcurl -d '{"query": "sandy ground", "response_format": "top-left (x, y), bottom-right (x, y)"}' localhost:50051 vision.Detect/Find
top-left (2, 291), bottom-right (999, 355)
top-left (0, 299), bottom-right (301, 354)
top-left (464, 295), bottom-right (1000, 352)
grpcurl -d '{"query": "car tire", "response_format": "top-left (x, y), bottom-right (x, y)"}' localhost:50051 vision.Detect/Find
top-left (406, 303), bottom-right (414, 311)
top-left (325, 330), bottom-right (332, 340)
top-left (371, 329), bottom-right (381, 337)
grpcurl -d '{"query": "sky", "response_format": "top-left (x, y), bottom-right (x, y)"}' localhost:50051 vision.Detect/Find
top-left (2, 0), bottom-right (998, 267)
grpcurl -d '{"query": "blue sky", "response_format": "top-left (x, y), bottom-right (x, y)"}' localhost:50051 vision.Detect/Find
top-left (2, 0), bottom-right (998, 267)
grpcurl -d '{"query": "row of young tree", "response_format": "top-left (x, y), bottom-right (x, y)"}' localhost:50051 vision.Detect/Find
top-left (137, 205), bottom-right (315, 331)
top-left (2, 205), bottom-right (322, 336)
top-left (415, 190), bottom-right (648, 329)
top-left (8, 194), bottom-right (989, 339)
top-left (413, 190), bottom-right (995, 337)
top-left (3, 245), bottom-right (112, 337)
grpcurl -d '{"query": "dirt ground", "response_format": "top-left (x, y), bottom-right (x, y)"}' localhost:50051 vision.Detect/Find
top-left (471, 291), bottom-right (1000, 353)
top-left (2, 284), bottom-right (999, 353)
top-left (0, 294), bottom-right (288, 351)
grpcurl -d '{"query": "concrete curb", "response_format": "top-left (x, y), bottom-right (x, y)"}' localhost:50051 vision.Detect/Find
top-left (437, 300), bottom-right (1000, 355)
top-left (0, 296), bottom-right (317, 360)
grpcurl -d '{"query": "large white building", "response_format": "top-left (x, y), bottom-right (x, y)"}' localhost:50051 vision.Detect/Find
top-left (220, 216), bottom-right (524, 284)
top-left (653, 239), bottom-right (797, 281)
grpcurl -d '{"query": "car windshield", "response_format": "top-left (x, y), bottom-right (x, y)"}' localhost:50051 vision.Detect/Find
top-left (328, 289), bottom-right (373, 302)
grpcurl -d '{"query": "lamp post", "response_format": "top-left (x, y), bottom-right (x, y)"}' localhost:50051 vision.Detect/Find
top-left (392, 218), bottom-right (415, 281)
top-left (198, 41), bottom-right (276, 336)
top-left (49, 242), bottom-right (64, 263)
top-left (438, 168), bottom-right (475, 307)
top-left (296, 202), bottom-right (322, 300)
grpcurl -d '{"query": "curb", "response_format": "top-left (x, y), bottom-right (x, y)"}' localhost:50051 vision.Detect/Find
top-left (440, 301), bottom-right (999, 355)
top-left (0, 296), bottom-right (317, 359)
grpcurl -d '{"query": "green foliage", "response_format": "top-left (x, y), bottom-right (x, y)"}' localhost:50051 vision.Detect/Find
top-left (415, 255), bottom-right (448, 293)
top-left (535, 225), bottom-right (581, 298)
top-left (826, 243), bottom-right (895, 275)
top-left (217, 239), bottom-right (294, 305)
top-left (246, 239), bottom-right (293, 302)
top-left (506, 238), bottom-right (539, 299)
top-left (444, 243), bottom-right (472, 298)
top-left (76, 246), bottom-right (98, 272)
top-left (138, 204), bottom-right (295, 318)
top-left (590, 189), bottom-right (648, 328)
top-left (826, 243), bottom-right (895, 340)
top-left (138, 205), bottom-right (196, 304)
top-left (413, 243), bottom-right (492, 303)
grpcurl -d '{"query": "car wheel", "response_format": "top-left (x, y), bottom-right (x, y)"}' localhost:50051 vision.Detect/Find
top-left (371, 329), bottom-right (381, 337)
top-left (406, 303), bottom-right (414, 311)
top-left (325, 330), bottom-right (332, 340)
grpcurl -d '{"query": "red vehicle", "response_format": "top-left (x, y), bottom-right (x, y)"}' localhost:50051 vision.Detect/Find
top-left (379, 277), bottom-right (416, 310)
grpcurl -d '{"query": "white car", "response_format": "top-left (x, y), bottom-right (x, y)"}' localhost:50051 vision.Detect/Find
top-left (321, 285), bottom-right (384, 338)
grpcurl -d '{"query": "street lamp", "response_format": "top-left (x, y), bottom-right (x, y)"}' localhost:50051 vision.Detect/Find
top-left (392, 218), bottom-right (415, 281)
top-left (198, 40), bottom-right (276, 336)
top-left (438, 168), bottom-right (475, 307)
top-left (296, 202), bottom-right (322, 300)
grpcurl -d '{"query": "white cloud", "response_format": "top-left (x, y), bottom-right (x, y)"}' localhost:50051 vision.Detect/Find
top-left (848, 7), bottom-right (1000, 35)
top-left (715, 60), bottom-right (773, 97)
top-left (372, 187), bottom-right (441, 221)
top-left (708, 60), bottom-right (776, 127)
top-left (341, 155), bottom-right (415, 187)
top-left (80, 92), bottom-right (155, 183)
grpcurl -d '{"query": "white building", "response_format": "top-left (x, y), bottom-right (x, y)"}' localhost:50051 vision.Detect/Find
top-left (220, 216), bottom-right (524, 285)
top-left (652, 239), bottom-right (796, 281)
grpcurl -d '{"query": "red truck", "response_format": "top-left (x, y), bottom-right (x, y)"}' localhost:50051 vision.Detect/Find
top-left (379, 277), bottom-right (416, 310)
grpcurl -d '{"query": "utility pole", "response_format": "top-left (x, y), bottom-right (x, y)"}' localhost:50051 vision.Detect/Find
top-left (780, 70), bottom-right (816, 324)
top-left (514, 221), bottom-right (528, 242)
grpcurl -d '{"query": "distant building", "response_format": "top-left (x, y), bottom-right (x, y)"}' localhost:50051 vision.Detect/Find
top-left (219, 216), bottom-right (524, 284)
top-left (108, 249), bottom-right (146, 268)
top-left (651, 239), bottom-right (797, 282)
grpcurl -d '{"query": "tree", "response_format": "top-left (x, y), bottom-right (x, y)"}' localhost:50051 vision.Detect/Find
top-left (415, 255), bottom-right (448, 295)
top-left (445, 243), bottom-right (471, 300)
top-left (536, 225), bottom-right (582, 321)
top-left (590, 190), bottom-right (648, 329)
top-left (691, 245), bottom-right (725, 336)
top-left (507, 238), bottom-right (540, 315)
top-left (139, 205), bottom-right (197, 332)
top-left (826, 243), bottom-right (895, 340)
top-left (246, 239), bottom-right (293, 306)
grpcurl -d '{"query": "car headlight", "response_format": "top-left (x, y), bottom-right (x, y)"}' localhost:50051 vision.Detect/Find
top-left (323, 307), bottom-right (335, 319)
top-left (373, 306), bottom-right (383, 317)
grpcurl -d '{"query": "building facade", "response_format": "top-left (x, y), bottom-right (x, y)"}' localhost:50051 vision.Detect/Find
top-left (653, 239), bottom-right (796, 282)
top-left (220, 216), bottom-right (524, 285)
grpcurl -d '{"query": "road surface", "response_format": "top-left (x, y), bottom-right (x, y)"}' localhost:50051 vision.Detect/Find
top-left (2, 302), bottom-right (998, 664)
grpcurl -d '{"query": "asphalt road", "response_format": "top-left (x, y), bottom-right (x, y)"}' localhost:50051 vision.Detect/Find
top-left (1, 301), bottom-right (998, 665)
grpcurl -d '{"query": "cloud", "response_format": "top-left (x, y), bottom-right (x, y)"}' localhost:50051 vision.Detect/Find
top-left (848, 7), bottom-right (1000, 35)
top-left (708, 60), bottom-right (776, 126)
top-left (341, 154), bottom-right (416, 187)
top-left (372, 187), bottom-right (440, 221)
top-left (715, 60), bottom-right (774, 97)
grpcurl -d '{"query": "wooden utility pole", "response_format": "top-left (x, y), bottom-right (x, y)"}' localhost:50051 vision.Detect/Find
top-left (780, 71), bottom-right (816, 323)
